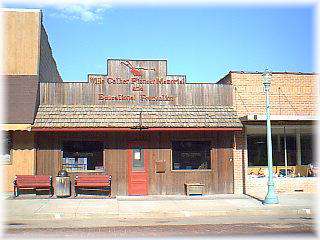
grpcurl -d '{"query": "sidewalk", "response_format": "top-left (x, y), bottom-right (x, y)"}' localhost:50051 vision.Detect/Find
top-left (3, 193), bottom-right (315, 224)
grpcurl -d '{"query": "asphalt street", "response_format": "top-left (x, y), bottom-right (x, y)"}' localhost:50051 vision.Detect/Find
top-left (2, 214), bottom-right (316, 238)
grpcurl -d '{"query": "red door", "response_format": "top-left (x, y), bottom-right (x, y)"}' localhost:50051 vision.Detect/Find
top-left (128, 142), bottom-right (148, 195)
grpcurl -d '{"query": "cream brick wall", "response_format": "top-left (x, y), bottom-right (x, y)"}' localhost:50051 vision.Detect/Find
top-left (220, 72), bottom-right (318, 195)
top-left (230, 72), bottom-right (317, 118)
top-left (246, 177), bottom-right (318, 199)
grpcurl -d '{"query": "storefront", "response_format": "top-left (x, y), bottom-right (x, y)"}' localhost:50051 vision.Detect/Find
top-left (245, 120), bottom-right (314, 176)
top-left (2, 9), bottom-right (317, 197)
top-left (217, 71), bottom-right (318, 198)
top-left (28, 59), bottom-right (242, 196)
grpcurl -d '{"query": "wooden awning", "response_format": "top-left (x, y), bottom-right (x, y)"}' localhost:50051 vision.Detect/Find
top-left (33, 105), bottom-right (243, 129)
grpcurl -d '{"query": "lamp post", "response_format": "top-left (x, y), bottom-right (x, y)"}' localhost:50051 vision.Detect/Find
top-left (262, 69), bottom-right (279, 204)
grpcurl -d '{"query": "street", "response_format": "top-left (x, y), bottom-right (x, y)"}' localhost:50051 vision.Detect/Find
top-left (3, 214), bottom-right (316, 238)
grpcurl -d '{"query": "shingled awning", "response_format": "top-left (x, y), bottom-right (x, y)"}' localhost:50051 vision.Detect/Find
top-left (33, 105), bottom-right (242, 130)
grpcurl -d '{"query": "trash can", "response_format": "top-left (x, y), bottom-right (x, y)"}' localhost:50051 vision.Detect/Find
top-left (55, 170), bottom-right (71, 197)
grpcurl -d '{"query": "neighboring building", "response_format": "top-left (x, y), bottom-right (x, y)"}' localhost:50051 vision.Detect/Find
top-left (218, 71), bottom-right (318, 198)
top-left (1, 9), bottom-right (317, 197)
top-left (1, 8), bottom-right (61, 191)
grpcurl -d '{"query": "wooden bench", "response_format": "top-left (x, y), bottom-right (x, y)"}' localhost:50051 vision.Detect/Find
top-left (13, 175), bottom-right (53, 198)
top-left (74, 175), bottom-right (112, 197)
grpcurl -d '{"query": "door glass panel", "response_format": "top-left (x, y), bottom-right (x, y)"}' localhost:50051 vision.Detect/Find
top-left (132, 148), bottom-right (144, 171)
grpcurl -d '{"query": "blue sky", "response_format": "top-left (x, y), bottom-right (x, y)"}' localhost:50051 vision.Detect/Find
top-left (5, 4), bottom-right (315, 82)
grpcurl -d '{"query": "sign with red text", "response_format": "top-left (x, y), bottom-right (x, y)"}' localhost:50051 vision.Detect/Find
top-left (88, 74), bottom-right (186, 103)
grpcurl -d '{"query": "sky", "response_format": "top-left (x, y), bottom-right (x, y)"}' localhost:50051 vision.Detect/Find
top-left (3, 2), bottom-right (316, 83)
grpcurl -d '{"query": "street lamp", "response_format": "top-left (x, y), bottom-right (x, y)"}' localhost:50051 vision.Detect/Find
top-left (262, 68), bottom-right (279, 204)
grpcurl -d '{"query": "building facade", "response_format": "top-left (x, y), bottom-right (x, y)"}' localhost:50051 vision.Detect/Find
top-left (30, 60), bottom-right (242, 196)
top-left (218, 71), bottom-right (318, 198)
top-left (2, 9), bottom-right (61, 191)
top-left (1, 9), bottom-right (318, 197)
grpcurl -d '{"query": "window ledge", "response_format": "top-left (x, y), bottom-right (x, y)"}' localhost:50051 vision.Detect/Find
top-left (65, 170), bottom-right (106, 173)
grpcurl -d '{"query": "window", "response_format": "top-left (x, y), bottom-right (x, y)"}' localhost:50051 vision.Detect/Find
top-left (301, 134), bottom-right (313, 165)
top-left (172, 141), bottom-right (211, 170)
top-left (132, 148), bottom-right (144, 171)
top-left (1, 132), bottom-right (12, 165)
top-left (62, 141), bottom-right (104, 172)
top-left (247, 134), bottom-right (297, 166)
top-left (247, 136), bottom-right (268, 166)
top-left (278, 135), bottom-right (297, 166)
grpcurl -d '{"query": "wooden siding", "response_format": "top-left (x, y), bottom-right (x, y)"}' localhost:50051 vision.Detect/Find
top-left (3, 11), bottom-right (61, 124)
top-left (216, 132), bottom-right (234, 193)
top-left (39, 82), bottom-right (233, 106)
top-left (3, 131), bottom-right (36, 192)
top-left (3, 10), bottom-right (61, 81)
top-left (107, 59), bottom-right (167, 79)
top-left (4, 75), bottom-right (39, 124)
top-left (35, 131), bottom-right (234, 196)
top-left (36, 133), bottom-right (61, 177)
top-left (38, 24), bottom-right (62, 82)
top-left (2, 10), bottom-right (41, 75)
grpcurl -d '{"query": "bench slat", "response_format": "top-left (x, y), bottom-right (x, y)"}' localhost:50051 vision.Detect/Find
top-left (18, 185), bottom-right (51, 188)
top-left (76, 176), bottom-right (110, 179)
top-left (16, 175), bottom-right (51, 178)
top-left (15, 175), bottom-right (52, 188)
top-left (76, 183), bottom-right (110, 187)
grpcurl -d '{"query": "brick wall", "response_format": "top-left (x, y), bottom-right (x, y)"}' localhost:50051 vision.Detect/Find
top-left (219, 72), bottom-right (318, 195)
top-left (228, 72), bottom-right (317, 118)
top-left (246, 177), bottom-right (318, 199)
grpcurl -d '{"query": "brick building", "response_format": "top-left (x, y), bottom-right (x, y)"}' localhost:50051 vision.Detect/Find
top-left (218, 71), bottom-right (318, 198)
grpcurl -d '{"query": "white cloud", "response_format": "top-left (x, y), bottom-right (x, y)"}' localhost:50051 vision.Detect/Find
top-left (53, 4), bottom-right (111, 23)
top-left (2, 0), bottom-right (112, 23)
top-left (2, 0), bottom-right (317, 23)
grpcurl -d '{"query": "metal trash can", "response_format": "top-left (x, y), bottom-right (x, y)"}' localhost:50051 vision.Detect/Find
top-left (55, 170), bottom-right (71, 197)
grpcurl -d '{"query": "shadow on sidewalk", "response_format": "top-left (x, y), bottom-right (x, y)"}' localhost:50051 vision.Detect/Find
top-left (244, 194), bottom-right (264, 203)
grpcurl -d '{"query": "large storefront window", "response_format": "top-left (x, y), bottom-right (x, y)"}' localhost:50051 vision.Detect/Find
top-left (1, 132), bottom-right (12, 165)
top-left (62, 141), bottom-right (104, 172)
top-left (301, 134), bottom-right (313, 165)
top-left (247, 135), bottom-right (268, 166)
top-left (276, 135), bottom-right (297, 166)
top-left (248, 135), bottom-right (297, 166)
top-left (172, 141), bottom-right (211, 170)
top-left (248, 132), bottom-right (314, 167)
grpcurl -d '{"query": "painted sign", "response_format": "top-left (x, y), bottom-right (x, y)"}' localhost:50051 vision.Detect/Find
top-left (120, 60), bottom-right (156, 77)
top-left (88, 74), bottom-right (186, 102)
top-left (97, 93), bottom-right (175, 102)
top-left (88, 75), bottom-right (186, 85)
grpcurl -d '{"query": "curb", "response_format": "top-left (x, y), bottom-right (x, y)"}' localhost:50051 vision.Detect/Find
top-left (5, 208), bottom-right (313, 221)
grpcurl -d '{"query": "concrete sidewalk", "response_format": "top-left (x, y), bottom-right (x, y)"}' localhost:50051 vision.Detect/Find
top-left (3, 193), bottom-right (315, 223)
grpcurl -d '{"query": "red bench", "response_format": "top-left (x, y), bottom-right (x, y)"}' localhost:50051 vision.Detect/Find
top-left (74, 175), bottom-right (112, 197)
top-left (13, 175), bottom-right (53, 197)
